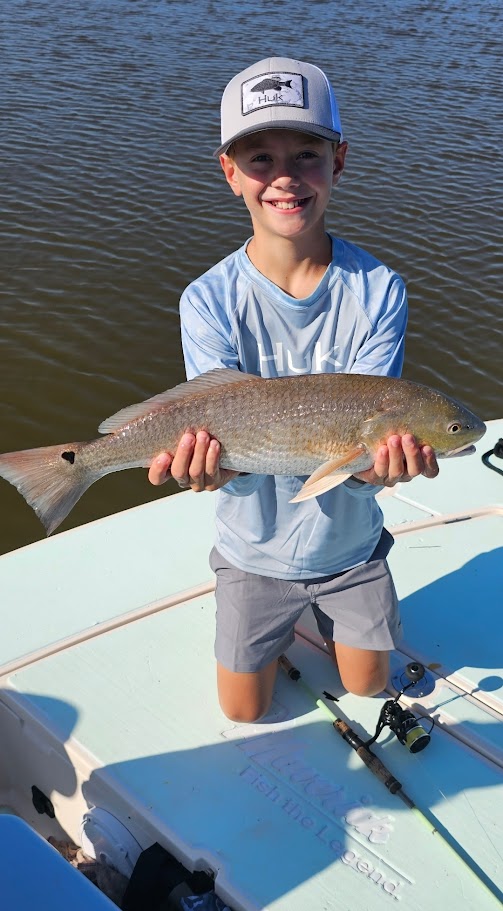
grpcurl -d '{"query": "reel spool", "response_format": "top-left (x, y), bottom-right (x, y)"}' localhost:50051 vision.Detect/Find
top-left (376, 700), bottom-right (431, 753)
top-left (367, 661), bottom-right (433, 754)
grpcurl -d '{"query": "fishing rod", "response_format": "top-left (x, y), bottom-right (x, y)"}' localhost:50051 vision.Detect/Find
top-left (278, 654), bottom-right (502, 904)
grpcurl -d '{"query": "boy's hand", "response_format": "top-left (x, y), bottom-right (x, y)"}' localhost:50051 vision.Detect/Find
top-left (148, 431), bottom-right (239, 492)
top-left (353, 434), bottom-right (439, 487)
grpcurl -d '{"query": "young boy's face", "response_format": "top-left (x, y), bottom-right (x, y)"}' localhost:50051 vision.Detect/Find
top-left (220, 129), bottom-right (347, 243)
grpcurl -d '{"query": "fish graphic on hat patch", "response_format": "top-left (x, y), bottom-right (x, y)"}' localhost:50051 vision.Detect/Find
top-left (241, 71), bottom-right (304, 113)
top-left (251, 78), bottom-right (293, 92)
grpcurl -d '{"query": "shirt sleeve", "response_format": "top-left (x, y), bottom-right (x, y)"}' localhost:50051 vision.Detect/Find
top-left (343, 475), bottom-right (380, 498)
top-left (349, 274), bottom-right (408, 379)
top-left (179, 283), bottom-right (265, 498)
top-left (343, 273), bottom-right (408, 497)
top-left (180, 283), bottom-right (239, 378)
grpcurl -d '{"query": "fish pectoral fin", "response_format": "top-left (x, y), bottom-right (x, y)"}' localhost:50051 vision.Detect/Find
top-left (290, 471), bottom-right (353, 503)
top-left (302, 448), bottom-right (365, 488)
top-left (289, 448), bottom-right (365, 503)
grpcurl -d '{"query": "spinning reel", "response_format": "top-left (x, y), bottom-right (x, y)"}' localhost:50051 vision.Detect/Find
top-left (366, 662), bottom-right (433, 754)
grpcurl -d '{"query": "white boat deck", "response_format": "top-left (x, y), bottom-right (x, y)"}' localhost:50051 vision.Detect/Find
top-left (0, 420), bottom-right (501, 910)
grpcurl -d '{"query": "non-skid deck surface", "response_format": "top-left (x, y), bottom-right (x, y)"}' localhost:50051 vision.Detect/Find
top-left (0, 422), bottom-right (501, 910)
top-left (299, 422), bottom-right (503, 743)
top-left (1, 421), bottom-right (500, 676)
top-left (382, 421), bottom-right (503, 717)
top-left (388, 516), bottom-right (502, 702)
top-left (0, 488), bottom-right (216, 673)
top-left (5, 598), bottom-right (502, 911)
top-left (298, 509), bottom-right (503, 762)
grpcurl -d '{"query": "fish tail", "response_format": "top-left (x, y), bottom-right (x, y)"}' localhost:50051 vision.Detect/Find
top-left (0, 441), bottom-right (98, 535)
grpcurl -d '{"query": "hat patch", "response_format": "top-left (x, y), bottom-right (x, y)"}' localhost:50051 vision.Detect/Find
top-left (242, 71), bottom-right (304, 115)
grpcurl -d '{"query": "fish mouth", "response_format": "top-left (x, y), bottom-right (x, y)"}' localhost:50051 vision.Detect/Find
top-left (444, 444), bottom-right (477, 458)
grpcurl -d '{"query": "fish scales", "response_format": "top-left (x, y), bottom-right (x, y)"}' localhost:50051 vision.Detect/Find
top-left (0, 369), bottom-right (486, 535)
top-left (78, 374), bottom-right (389, 477)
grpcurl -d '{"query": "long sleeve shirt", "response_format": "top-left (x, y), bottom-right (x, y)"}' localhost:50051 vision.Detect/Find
top-left (179, 235), bottom-right (407, 579)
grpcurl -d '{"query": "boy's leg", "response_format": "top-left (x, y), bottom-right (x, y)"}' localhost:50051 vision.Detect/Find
top-left (217, 659), bottom-right (279, 723)
top-left (217, 640), bottom-right (389, 721)
top-left (323, 640), bottom-right (389, 697)
top-left (313, 530), bottom-right (400, 698)
top-left (210, 547), bottom-right (307, 723)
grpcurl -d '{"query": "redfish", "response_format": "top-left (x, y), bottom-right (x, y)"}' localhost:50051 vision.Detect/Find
top-left (0, 368), bottom-right (486, 535)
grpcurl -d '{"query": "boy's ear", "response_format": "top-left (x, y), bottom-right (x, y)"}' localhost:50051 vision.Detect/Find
top-left (332, 141), bottom-right (348, 187)
top-left (219, 154), bottom-right (243, 197)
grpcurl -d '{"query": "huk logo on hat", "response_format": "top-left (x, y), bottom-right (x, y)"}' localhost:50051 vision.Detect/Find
top-left (241, 72), bottom-right (304, 115)
top-left (214, 57), bottom-right (342, 157)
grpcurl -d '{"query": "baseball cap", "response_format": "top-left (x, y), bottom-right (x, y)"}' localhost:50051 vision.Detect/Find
top-left (214, 57), bottom-right (343, 157)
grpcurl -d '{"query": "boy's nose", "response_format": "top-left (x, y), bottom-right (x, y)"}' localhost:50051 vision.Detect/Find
top-left (270, 170), bottom-right (300, 189)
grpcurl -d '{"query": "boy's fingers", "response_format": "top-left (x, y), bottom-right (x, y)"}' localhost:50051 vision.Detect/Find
top-left (371, 444), bottom-right (391, 482)
top-left (170, 433), bottom-right (231, 492)
top-left (148, 452), bottom-right (174, 486)
top-left (170, 433), bottom-right (196, 487)
top-left (398, 434), bottom-right (420, 479)
top-left (354, 436), bottom-right (439, 487)
top-left (420, 445), bottom-right (439, 478)
top-left (189, 432), bottom-right (211, 491)
top-left (205, 439), bottom-right (221, 479)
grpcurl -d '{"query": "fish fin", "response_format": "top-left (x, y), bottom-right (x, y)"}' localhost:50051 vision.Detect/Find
top-left (98, 368), bottom-right (262, 433)
top-left (301, 448), bottom-right (366, 488)
top-left (289, 447), bottom-right (366, 503)
top-left (290, 472), bottom-right (353, 503)
top-left (0, 443), bottom-right (97, 535)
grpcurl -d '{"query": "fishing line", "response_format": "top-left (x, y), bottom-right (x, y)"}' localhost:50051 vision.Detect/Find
top-left (278, 654), bottom-right (502, 904)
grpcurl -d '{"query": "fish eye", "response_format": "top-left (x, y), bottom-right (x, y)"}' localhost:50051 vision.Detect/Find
top-left (447, 422), bottom-right (462, 434)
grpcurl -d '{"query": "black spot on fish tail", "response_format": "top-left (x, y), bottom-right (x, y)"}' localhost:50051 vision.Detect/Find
top-left (0, 442), bottom-right (98, 534)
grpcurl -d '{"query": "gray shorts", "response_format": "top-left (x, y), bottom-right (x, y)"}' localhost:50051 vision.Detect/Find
top-left (209, 530), bottom-right (402, 673)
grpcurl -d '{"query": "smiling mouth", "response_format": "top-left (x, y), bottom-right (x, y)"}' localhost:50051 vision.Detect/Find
top-left (267, 198), bottom-right (309, 209)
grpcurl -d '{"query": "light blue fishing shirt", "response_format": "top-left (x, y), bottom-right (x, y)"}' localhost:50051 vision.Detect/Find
top-left (180, 235), bottom-right (407, 579)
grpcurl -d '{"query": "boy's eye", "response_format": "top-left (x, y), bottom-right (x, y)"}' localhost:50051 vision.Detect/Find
top-left (298, 150), bottom-right (318, 159)
top-left (251, 154), bottom-right (271, 163)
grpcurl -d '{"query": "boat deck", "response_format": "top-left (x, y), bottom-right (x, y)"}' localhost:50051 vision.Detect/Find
top-left (0, 420), bottom-right (502, 910)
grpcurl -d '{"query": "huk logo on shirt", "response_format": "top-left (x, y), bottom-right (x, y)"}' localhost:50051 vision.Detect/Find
top-left (241, 71), bottom-right (305, 114)
top-left (258, 342), bottom-right (343, 374)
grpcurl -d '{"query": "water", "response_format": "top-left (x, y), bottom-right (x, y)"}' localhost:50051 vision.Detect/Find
top-left (0, 0), bottom-right (502, 553)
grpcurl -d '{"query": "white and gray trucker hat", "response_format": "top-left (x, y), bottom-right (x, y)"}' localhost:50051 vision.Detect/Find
top-left (214, 57), bottom-right (343, 157)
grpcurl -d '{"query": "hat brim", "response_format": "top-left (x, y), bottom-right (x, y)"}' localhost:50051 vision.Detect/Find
top-left (213, 121), bottom-right (342, 157)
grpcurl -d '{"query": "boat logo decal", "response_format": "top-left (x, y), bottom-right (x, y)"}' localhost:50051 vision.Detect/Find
top-left (221, 725), bottom-right (413, 900)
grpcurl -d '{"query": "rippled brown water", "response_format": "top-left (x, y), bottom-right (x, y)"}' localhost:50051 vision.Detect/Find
top-left (1, 0), bottom-right (502, 553)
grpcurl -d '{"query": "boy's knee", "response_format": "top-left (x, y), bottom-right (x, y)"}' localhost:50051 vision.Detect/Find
top-left (345, 679), bottom-right (386, 698)
top-left (217, 659), bottom-right (277, 724)
top-left (342, 668), bottom-right (388, 698)
top-left (334, 646), bottom-right (389, 698)
top-left (223, 708), bottom-right (264, 724)
top-left (220, 700), bottom-right (270, 724)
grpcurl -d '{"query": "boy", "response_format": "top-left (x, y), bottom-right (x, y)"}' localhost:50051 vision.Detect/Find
top-left (149, 57), bottom-right (438, 722)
